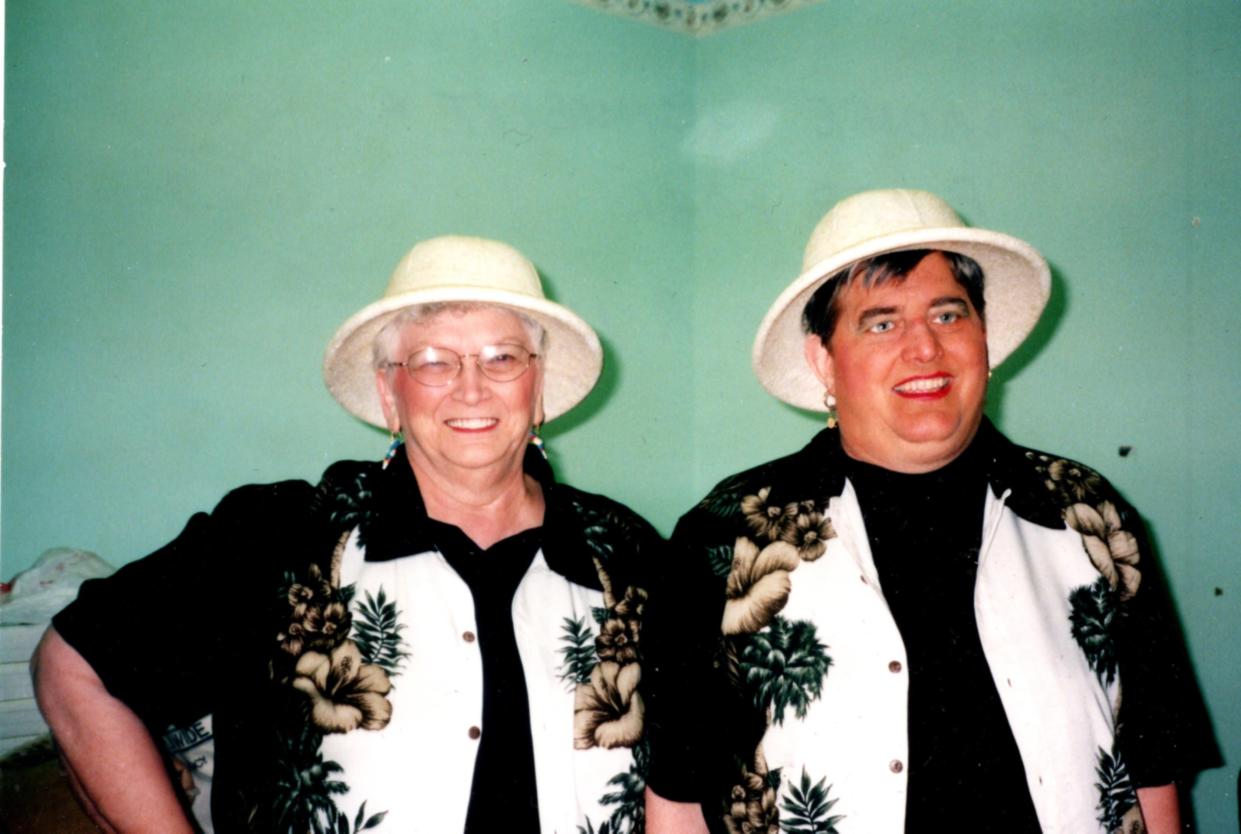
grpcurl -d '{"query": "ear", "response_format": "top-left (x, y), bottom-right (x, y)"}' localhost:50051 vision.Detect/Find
top-left (533, 363), bottom-right (547, 427)
top-left (803, 333), bottom-right (836, 394)
top-left (374, 369), bottom-right (402, 434)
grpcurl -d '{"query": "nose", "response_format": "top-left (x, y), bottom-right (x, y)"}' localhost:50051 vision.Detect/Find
top-left (902, 319), bottom-right (943, 363)
top-left (452, 359), bottom-right (488, 403)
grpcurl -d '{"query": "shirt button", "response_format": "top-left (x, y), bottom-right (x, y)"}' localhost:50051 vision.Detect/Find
top-left (468, 726), bottom-right (481, 740)
top-left (889, 759), bottom-right (904, 774)
top-left (462, 631), bottom-right (476, 643)
top-left (859, 574), bottom-right (869, 584)
top-left (888, 660), bottom-right (902, 673)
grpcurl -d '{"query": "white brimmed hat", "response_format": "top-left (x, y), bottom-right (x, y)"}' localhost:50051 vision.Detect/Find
top-left (753, 189), bottom-right (1051, 411)
top-left (324, 235), bottom-right (603, 427)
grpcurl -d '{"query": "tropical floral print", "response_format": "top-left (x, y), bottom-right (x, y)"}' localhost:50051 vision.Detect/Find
top-left (724, 751), bottom-right (780, 834)
top-left (739, 616), bottom-right (832, 725)
top-left (1095, 742), bottom-right (1143, 834)
top-left (278, 563), bottom-right (352, 657)
top-left (1070, 577), bottom-right (1121, 685)
top-left (598, 586), bottom-right (646, 665)
top-left (663, 424), bottom-right (1203, 834)
top-left (724, 538), bottom-right (801, 635)
top-left (779, 768), bottom-right (844, 834)
top-left (780, 507), bottom-right (834, 562)
top-left (1066, 500), bottom-right (1141, 600)
top-left (575, 660), bottom-right (644, 749)
top-left (292, 641), bottom-right (394, 733)
top-left (268, 474), bottom-right (412, 831)
top-left (742, 487), bottom-right (798, 541)
top-left (573, 555), bottom-right (647, 751)
top-left (559, 615), bottom-right (599, 687)
top-left (596, 739), bottom-right (649, 834)
top-left (351, 588), bottom-right (411, 675)
top-left (1028, 452), bottom-right (1143, 600)
top-left (714, 486), bottom-right (838, 830)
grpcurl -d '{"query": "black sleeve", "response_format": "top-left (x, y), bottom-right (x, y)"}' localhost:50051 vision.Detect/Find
top-left (51, 479), bottom-right (317, 731)
top-left (1112, 497), bottom-right (1221, 787)
top-left (642, 505), bottom-right (752, 807)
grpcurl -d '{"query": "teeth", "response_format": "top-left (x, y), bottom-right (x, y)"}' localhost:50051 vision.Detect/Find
top-left (446, 418), bottom-right (497, 429)
top-left (895, 377), bottom-right (950, 393)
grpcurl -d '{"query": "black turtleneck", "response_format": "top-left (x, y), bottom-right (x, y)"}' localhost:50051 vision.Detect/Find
top-left (845, 438), bottom-right (1043, 833)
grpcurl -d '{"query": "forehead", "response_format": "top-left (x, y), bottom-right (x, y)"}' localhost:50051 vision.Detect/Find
top-left (836, 252), bottom-right (970, 312)
top-left (397, 306), bottom-right (532, 348)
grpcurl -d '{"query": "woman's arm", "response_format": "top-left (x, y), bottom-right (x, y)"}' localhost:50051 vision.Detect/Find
top-left (1136, 784), bottom-right (1181, 834)
top-left (646, 787), bottom-right (710, 834)
top-left (31, 626), bottom-right (196, 834)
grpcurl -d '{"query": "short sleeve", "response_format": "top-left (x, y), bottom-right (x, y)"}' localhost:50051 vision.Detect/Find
top-left (52, 479), bottom-right (317, 730)
top-left (1112, 498), bottom-right (1220, 786)
top-left (642, 505), bottom-right (756, 806)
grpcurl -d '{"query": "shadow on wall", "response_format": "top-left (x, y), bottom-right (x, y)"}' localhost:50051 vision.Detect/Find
top-left (985, 262), bottom-right (1068, 427)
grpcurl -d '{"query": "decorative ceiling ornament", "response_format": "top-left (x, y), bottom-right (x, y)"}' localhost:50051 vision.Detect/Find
top-left (570, 0), bottom-right (822, 36)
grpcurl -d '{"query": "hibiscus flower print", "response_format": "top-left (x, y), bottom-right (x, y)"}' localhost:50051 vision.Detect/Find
top-left (278, 563), bottom-right (352, 656)
top-left (780, 508), bottom-right (834, 562)
top-left (741, 487), bottom-right (796, 542)
top-left (292, 641), bottom-right (394, 734)
top-left (723, 752), bottom-right (779, 834)
top-left (723, 537), bottom-right (801, 636)
top-left (1028, 453), bottom-right (1106, 506)
top-left (1065, 500), bottom-right (1141, 601)
top-left (574, 660), bottom-right (644, 750)
top-left (597, 585), bottom-right (645, 665)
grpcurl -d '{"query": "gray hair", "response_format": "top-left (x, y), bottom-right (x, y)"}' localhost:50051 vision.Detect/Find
top-left (372, 302), bottom-right (547, 369)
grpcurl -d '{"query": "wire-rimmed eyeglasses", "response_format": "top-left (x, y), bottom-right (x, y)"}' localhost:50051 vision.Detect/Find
top-left (383, 344), bottom-right (538, 387)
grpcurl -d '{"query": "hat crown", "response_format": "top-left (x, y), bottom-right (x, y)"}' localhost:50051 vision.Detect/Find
top-left (386, 235), bottom-right (545, 300)
top-left (802, 189), bottom-right (965, 271)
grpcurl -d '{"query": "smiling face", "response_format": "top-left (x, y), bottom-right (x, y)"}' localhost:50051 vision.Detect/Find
top-left (804, 251), bottom-right (989, 473)
top-left (375, 306), bottom-right (544, 482)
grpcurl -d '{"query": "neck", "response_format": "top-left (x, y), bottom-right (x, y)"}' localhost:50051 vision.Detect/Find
top-left (405, 449), bottom-right (545, 550)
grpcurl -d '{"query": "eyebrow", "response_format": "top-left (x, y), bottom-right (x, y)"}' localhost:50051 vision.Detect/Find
top-left (856, 306), bottom-right (899, 329)
top-left (855, 297), bottom-right (970, 328)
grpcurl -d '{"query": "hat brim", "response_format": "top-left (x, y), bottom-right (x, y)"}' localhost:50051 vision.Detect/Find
top-left (752, 226), bottom-right (1050, 412)
top-left (324, 286), bottom-right (603, 428)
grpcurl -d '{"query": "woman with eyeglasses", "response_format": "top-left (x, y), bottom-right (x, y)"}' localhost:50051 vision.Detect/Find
top-left (33, 236), bottom-right (660, 834)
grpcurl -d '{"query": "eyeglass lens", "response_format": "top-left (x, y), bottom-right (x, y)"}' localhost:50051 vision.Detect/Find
top-left (403, 344), bottom-right (534, 386)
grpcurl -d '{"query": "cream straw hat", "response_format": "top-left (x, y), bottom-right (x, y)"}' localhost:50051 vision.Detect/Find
top-left (753, 189), bottom-right (1051, 411)
top-left (324, 235), bottom-right (603, 427)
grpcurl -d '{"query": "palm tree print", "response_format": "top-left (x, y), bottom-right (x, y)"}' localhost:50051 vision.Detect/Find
top-left (271, 722), bottom-right (348, 833)
top-left (351, 587), bottom-right (410, 676)
top-left (560, 615), bottom-right (599, 687)
top-left (320, 468), bottom-right (378, 546)
top-left (599, 741), bottom-right (648, 833)
top-left (1095, 742), bottom-right (1139, 833)
top-left (698, 473), bottom-right (752, 520)
top-left (319, 800), bottom-right (389, 834)
top-left (707, 543), bottom-right (735, 578)
top-left (1069, 577), bottom-right (1120, 685)
top-left (779, 768), bottom-right (843, 834)
top-left (739, 617), bottom-right (831, 725)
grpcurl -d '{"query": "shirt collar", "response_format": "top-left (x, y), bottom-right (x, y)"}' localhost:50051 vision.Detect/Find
top-left (778, 417), bottom-right (1060, 526)
top-left (357, 444), bottom-right (606, 591)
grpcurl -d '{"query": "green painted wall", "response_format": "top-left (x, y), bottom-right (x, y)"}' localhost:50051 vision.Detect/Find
top-left (3, 0), bottom-right (695, 568)
top-left (4, 0), bottom-right (1238, 829)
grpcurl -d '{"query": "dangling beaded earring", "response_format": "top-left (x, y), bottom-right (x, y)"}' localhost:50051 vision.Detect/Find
top-left (824, 393), bottom-right (839, 430)
top-left (528, 424), bottom-right (548, 460)
top-left (382, 432), bottom-right (403, 470)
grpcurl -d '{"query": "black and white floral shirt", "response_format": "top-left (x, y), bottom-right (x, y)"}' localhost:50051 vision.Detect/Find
top-left (55, 445), bottom-right (661, 834)
top-left (643, 418), bottom-right (1215, 834)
